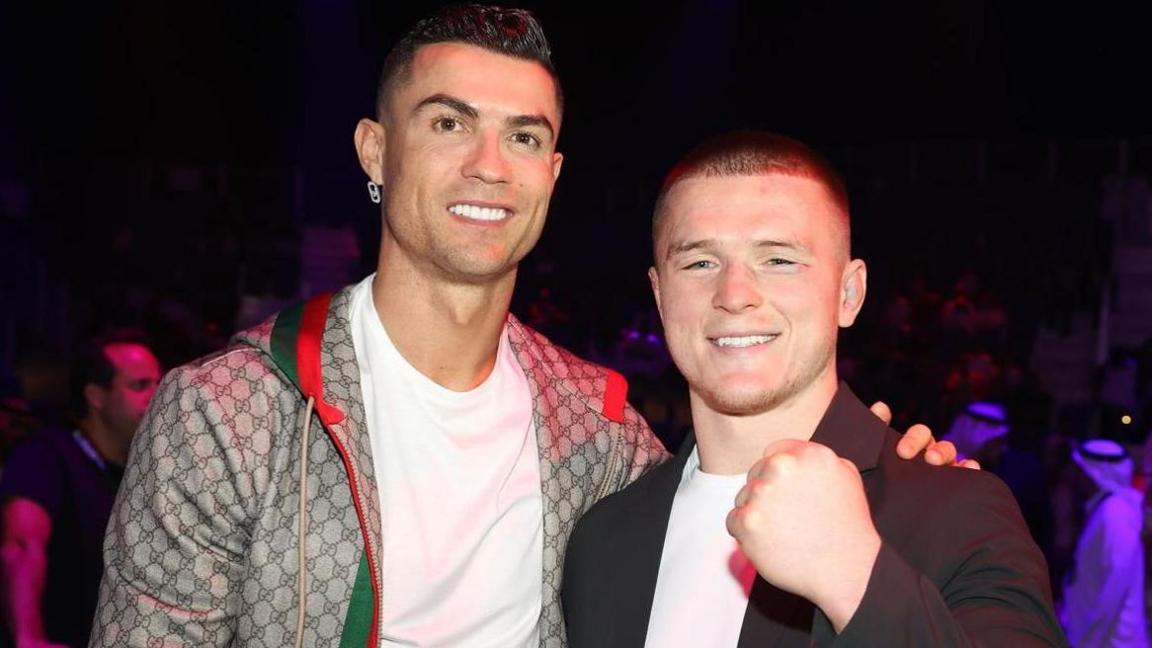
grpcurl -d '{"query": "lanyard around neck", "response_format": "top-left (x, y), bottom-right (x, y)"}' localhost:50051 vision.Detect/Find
top-left (71, 429), bottom-right (107, 472)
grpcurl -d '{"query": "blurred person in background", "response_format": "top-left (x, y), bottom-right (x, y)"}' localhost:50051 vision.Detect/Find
top-left (0, 331), bottom-right (160, 648)
top-left (1062, 439), bottom-right (1148, 647)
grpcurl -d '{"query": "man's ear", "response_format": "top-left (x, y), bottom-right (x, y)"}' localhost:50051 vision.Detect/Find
top-left (551, 151), bottom-right (564, 183)
top-left (648, 266), bottom-right (664, 321)
top-left (354, 118), bottom-right (386, 186)
top-left (838, 258), bottom-right (867, 328)
top-left (84, 383), bottom-right (106, 414)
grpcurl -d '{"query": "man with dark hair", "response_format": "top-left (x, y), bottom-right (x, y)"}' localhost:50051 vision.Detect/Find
top-left (93, 9), bottom-right (958, 648)
top-left (375, 3), bottom-right (563, 119)
top-left (91, 7), bottom-right (661, 646)
top-left (563, 131), bottom-right (1064, 646)
top-left (0, 331), bottom-right (159, 648)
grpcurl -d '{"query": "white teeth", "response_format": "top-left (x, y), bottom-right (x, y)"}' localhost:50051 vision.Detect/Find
top-left (712, 335), bottom-right (775, 348)
top-left (449, 204), bottom-right (509, 221)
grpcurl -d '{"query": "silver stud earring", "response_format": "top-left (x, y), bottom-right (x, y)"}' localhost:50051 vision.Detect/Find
top-left (367, 181), bottom-right (381, 204)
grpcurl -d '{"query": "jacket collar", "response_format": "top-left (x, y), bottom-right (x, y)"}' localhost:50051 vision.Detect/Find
top-left (810, 383), bottom-right (887, 474)
top-left (621, 383), bottom-right (888, 647)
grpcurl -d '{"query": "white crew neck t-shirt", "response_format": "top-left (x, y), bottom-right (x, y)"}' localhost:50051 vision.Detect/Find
top-left (644, 446), bottom-right (757, 647)
top-left (350, 276), bottom-right (542, 647)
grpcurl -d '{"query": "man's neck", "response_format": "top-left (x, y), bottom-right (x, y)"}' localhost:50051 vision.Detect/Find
top-left (372, 251), bottom-right (516, 392)
top-left (691, 370), bottom-right (840, 475)
top-left (77, 417), bottom-right (127, 467)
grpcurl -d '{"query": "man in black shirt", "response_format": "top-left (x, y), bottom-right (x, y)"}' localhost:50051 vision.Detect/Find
top-left (0, 332), bottom-right (160, 648)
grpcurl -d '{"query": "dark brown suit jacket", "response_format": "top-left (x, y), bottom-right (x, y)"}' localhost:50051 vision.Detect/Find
top-left (562, 384), bottom-right (1066, 646)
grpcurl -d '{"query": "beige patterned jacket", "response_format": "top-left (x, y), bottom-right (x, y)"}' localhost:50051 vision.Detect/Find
top-left (90, 284), bottom-right (669, 647)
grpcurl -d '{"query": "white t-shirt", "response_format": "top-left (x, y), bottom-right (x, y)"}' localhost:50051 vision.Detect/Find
top-left (350, 276), bottom-right (543, 647)
top-left (644, 446), bottom-right (756, 648)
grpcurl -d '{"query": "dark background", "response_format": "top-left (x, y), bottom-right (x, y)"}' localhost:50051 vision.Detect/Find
top-left (1, 0), bottom-right (1149, 424)
top-left (2, 2), bottom-right (1151, 601)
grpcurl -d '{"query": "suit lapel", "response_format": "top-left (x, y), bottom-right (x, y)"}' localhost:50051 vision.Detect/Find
top-left (810, 384), bottom-right (886, 473)
top-left (611, 438), bottom-right (693, 646)
top-left (738, 384), bottom-right (887, 647)
top-left (738, 577), bottom-right (814, 648)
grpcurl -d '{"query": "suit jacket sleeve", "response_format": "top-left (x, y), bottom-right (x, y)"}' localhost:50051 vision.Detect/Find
top-left (811, 471), bottom-right (1066, 647)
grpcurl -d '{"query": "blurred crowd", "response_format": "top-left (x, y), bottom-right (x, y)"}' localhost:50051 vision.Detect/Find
top-left (1, 171), bottom-right (1150, 644)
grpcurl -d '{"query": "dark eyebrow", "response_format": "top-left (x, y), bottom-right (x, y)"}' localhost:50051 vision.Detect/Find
top-left (415, 94), bottom-right (554, 139)
top-left (507, 114), bottom-right (555, 138)
top-left (414, 94), bottom-right (478, 120)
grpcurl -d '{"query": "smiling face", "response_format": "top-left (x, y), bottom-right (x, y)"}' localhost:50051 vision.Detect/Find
top-left (358, 42), bottom-right (564, 285)
top-left (650, 173), bottom-right (866, 418)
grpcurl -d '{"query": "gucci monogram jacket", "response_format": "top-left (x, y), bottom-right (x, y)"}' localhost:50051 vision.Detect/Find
top-left (90, 285), bottom-right (668, 647)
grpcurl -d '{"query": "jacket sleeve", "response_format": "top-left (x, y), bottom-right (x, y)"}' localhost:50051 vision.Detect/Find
top-left (812, 473), bottom-right (1068, 647)
top-left (89, 362), bottom-right (257, 647)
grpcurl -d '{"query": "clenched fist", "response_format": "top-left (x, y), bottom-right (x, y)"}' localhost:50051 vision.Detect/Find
top-left (725, 439), bottom-right (882, 631)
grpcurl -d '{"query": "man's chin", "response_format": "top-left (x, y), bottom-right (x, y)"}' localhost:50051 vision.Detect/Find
top-left (435, 255), bottom-right (520, 285)
top-left (699, 384), bottom-right (788, 418)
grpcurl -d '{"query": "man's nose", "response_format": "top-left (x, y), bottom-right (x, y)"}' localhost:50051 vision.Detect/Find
top-left (461, 132), bottom-right (511, 184)
top-left (713, 263), bottom-right (762, 314)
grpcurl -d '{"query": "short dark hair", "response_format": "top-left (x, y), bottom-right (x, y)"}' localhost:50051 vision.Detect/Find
top-left (69, 328), bottom-right (152, 419)
top-left (653, 131), bottom-right (850, 256)
top-left (376, 4), bottom-right (563, 119)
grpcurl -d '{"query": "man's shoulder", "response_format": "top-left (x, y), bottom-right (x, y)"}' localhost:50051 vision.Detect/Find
top-left (574, 450), bottom-right (681, 536)
top-left (819, 386), bottom-right (1016, 512)
top-left (5, 425), bottom-right (72, 453)
top-left (868, 428), bottom-right (1032, 561)
top-left (2, 427), bottom-right (71, 468)
top-left (877, 427), bottom-right (1004, 488)
top-left (1090, 487), bottom-right (1144, 528)
top-left (507, 316), bottom-right (618, 383)
top-left (507, 316), bottom-right (656, 437)
top-left (227, 282), bottom-right (360, 365)
top-left (141, 344), bottom-right (303, 441)
top-left (854, 431), bottom-right (1061, 640)
top-left (0, 428), bottom-right (78, 507)
top-left (872, 428), bottom-right (1015, 509)
top-left (165, 341), bottom-right (287, 390)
